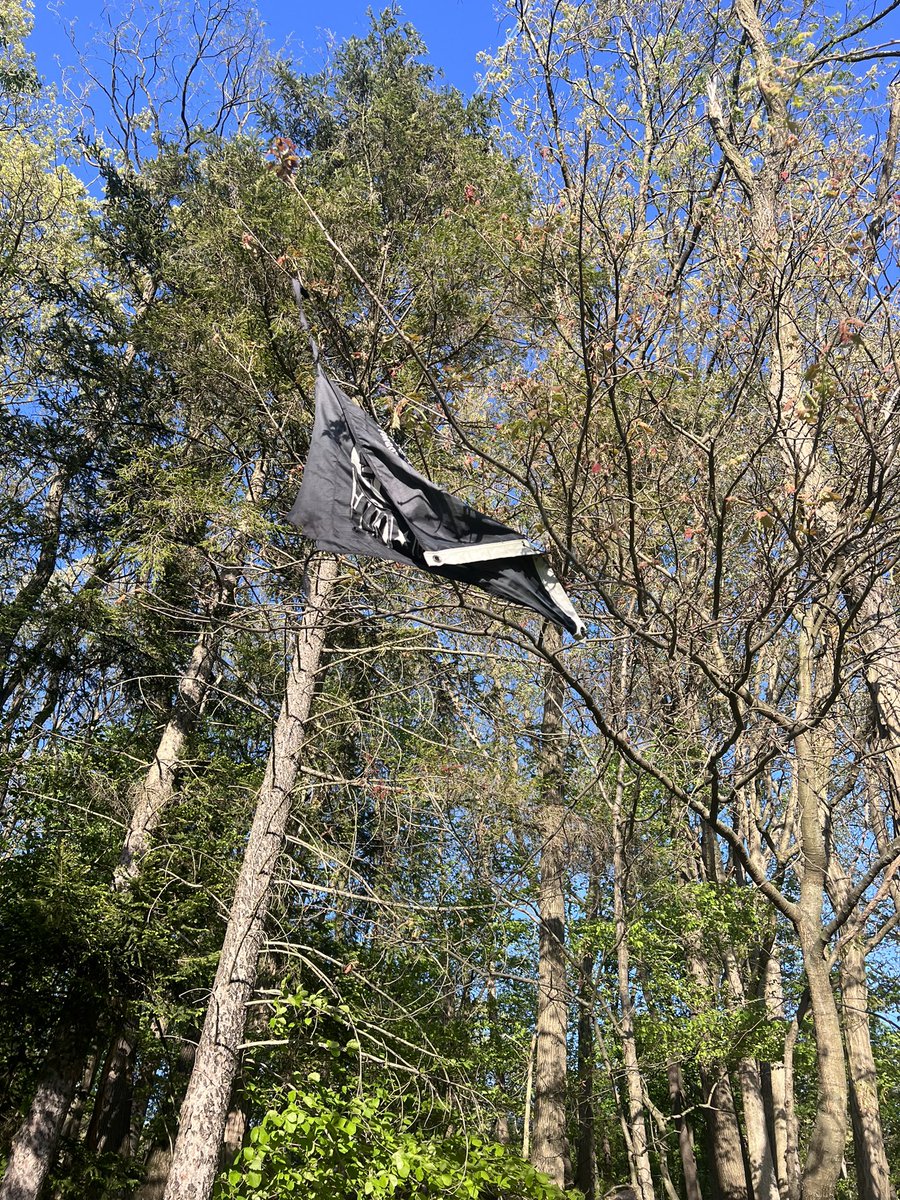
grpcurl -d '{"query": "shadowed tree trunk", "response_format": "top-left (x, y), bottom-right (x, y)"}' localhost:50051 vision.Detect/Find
top-left (724, 953), bottom-right (779, 1200)
top-left (0, 999), bottom-right (96, 1200)
top-left (84, 1030), bottom-right (136, 1156)
top-left (667, 1063), bottom-right (702, 1200)
top-left (700, 1065), bottom-right (749, 1200)
top-left (792, 617), bottom-right (848, 1200)
top-left (135, 1035), bottom-right (197, 1200)
top-left (162, 555), bottom-right (338, 1200)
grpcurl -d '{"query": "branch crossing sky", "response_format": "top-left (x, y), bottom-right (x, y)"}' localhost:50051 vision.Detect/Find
top-left (27, 0), bottom-right (506, 102)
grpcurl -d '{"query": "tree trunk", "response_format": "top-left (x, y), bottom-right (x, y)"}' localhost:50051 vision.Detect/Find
top-left (783, 1012), bottom-right (803, 1200)
top-left (0, 471), bottom-right (67, 709)
top-left (134, 1035), bottom-right (197, 1200)
top-left (84, 1030), bottom-right (136, 1156)
top-left (723, 948), bottom-right (779, 1200)
top-left (794, 622), bottom-right (848, 1200)
top-left (532, 782), bottom-right (573, 1176)
top-left (575, 874), bottom-right (600, 1200)
top-left (56, 1048), bottom-right (99, 1165)
top-left (612, 763), bottom-right (654, 1200)
top-left (114, 560), bottom-right (241, 889)
top-left (761, 951), bottom-right (791, 1199)
top-left (162, 555), bottom-right (337, 1200)
top-left (701, 1064), bottom-right (748, 1200)
top-left (575, 981), bottom-right (596, 1200)
top-left (840, 936), bottom-right (894, 1200)
top-left (220, 1083), bottom-right (247, 1171)
top-left (116, 458), bottom-right (264, 889)
top-left (530, 656), bottom-right (571, 1189)
top-left (735, 1057), bottom-right (780, 1200)
top-left (667, 1063), bottom-right (702, 1200)
top-left (138, 1147), bottom-right (173, 1200)
top-left (0, 1002), bottom-right (95, 1200)
top-left (824, 849), bottom-right (893, 1200)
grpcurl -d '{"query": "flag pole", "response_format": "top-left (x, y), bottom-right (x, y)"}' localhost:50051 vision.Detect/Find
top-left (291, 277), bottom-right (320, 370)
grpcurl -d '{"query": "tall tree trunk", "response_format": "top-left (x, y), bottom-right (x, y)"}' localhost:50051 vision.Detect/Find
top-left (84, 1030), bottom-right (136, 1156)
top-left (0, 471), bottom-right (68, 710)
top-left (795, 618), bottom-right (848, 1200)
top-left (135, 1035), bottom-right (197, 1200)
top-left (735, 1057), bottom-right (780, 1200)
top-left (700, 1063), bottom-right (749, 1200)
top-left (116, 458), bottom-right (265, 889)
top-left (783, 1011), bottom-right (803, 1200)
top-left (575, 863), bottom-right (601, 1200)
top-left (114, 559), bottom-right (241, 889)
top-left (0, 1001), bottom-right (96, 1200)
top-left (683, 872), bottom-right (748, 1200)
top-left (138, 1148), bottom-right (173, 1200)
top-left (530, 655), bottom-right (571, 1189)
top-left (162, 555), bottom-right (337, 1200)
top-left (612, 763), bottom-right (654, 1200)
top-left (723, 953), bottom-right (780, 1200)
top-left (54, 1049), bottom-right (100, 1179)
top-left (667, 1063), bottom-right (702, 1200)
top-left (575, 978), bottom-right (596, 1200)
top-left (840, 936), bottom-right (894, 1200)
top-left (825, 849), bottom-right (894, 1200)
top-left (220, 1090), bottom-right (247, 1171)
top-left (762, 950), bottom-right (791, 1199)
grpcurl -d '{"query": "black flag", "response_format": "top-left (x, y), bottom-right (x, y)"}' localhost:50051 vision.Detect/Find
top-left (288, 369), bottom-right (584, 637)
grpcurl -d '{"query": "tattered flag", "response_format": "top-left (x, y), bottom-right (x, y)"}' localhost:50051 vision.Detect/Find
top-left (288, 369), bottom-right (584, 637)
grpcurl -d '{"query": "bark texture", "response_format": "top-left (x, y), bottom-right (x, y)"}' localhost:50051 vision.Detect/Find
top-left (114, 559), bottom-right (241, 889)
top-left (612, 765), bottom-right (654, 1200)
top-left (84, 1030), bottom-right (136, 1155)
top-left (701, 1065), bottom-right (748, 1200)
top-left (530, 655), bottom-right (571, 1188)
top-left (162, 556), bottom-right (337, 1200)
top-left (841, 937), bottom-right (895, 1200)
top-left (0, 1003), bottom-right (94, 1200)
top-left (795, 625), bottom-right (848, 1200)
top-left (762, 951), bottom-right (791, 1199)
top-left (667, 1063), bottom-right (701, 1200)
top-left (575, 866), bottom-right (601, 1200)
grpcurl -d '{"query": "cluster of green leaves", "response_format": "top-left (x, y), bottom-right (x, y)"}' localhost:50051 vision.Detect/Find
top-left (219, 1079), bottom-right (563, 1200)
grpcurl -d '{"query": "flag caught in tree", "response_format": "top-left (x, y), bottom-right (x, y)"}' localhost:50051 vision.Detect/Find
top-left (289, 370), bottom-right (584, 637)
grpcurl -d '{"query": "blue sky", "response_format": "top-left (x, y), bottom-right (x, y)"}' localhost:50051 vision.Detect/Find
top-left (26, 0), bottom-right (508, 98)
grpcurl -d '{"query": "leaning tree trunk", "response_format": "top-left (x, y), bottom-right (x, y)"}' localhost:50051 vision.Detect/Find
top-left (530, 655), bottom-right (572, 1189)
top-left (0, 1000), bottom-right (96, 1200)
top-left (162, 555), bottom-right (338, 1200)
